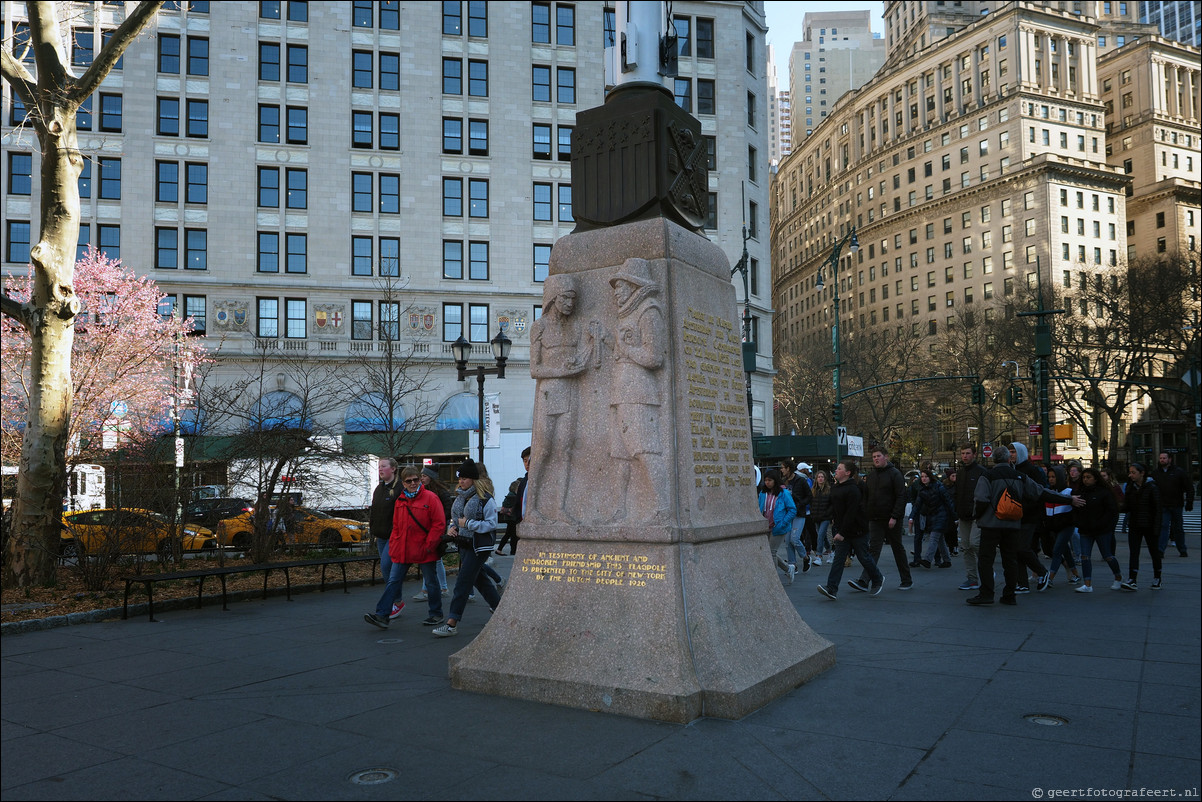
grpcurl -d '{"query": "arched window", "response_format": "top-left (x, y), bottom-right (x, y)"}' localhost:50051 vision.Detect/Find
top-left (251, 391), bottom-right (310, 431)
top-left (344, 393), bottom-right (406, 433)
top-left (436, 392), bottom-right (478, 430)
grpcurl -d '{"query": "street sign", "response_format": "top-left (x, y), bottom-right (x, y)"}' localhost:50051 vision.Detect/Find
top-left (846, 435), bottom-right (864, 457)
top-left (836, 426), bottom-right (848, 445)
top-left (982, 443), bottom-right (993, 458)
top-left (1029, 424), bottom-right (1042, 435)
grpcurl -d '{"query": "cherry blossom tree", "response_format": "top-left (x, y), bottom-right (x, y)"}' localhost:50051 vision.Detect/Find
top-left (1, 1), bottom-right (165, 587)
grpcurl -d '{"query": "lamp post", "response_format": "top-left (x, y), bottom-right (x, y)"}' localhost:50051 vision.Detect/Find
top-left (729, 190), bottom-right (755, 426)
top-left (814, 227), bottom-right (859, 468)
top-left (452, 327), bottom-right (512, 465)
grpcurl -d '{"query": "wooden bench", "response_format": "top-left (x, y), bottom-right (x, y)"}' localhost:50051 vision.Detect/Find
top-left (122, 555), bottom-right (380, 622)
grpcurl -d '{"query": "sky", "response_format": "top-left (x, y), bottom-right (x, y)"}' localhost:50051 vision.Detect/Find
top-left (763, 1), bottom-right (886, 82)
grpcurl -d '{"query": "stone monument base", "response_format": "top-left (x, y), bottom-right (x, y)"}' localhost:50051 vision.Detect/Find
top-left (449, 522), bottom-right (836, 722)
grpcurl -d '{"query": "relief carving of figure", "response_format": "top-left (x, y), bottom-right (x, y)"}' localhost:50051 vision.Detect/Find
top-left (608, 258), bottom-right (668, 522)
top-left (529, 274), bottom-right (598, 521)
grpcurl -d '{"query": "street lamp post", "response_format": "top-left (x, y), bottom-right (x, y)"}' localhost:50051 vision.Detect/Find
top-left (452, 328), bottom-right (512, 465)
top-left (814, 227), bottom-right (859, 469)
top-left (729, 194), bottom-right (755, 427)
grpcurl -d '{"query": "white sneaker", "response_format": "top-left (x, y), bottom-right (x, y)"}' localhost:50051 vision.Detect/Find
top-left (1110, 580), bottom-right (1122, 591)
top-left (432, 623), bottom-right (458, 638)
top-left (1074, 584), bottom-right (1093, 593)
top-left (786, 564), bottom-right (796, 585)
top-left (412, 591), bottom-right (428, 602)
top-left (812, 555), bottom-right (823, 566)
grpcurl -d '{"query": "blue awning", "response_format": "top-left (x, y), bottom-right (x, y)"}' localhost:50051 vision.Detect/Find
top-left (345, 393), bottom-right (406, 433)
top-left (436, 393), bottom-right (479, 430)
top-left (251, 391), bottom-right (311, 431)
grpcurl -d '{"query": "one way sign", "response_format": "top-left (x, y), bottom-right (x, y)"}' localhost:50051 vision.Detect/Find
top-left (837, 426), bottom-right (848, 445)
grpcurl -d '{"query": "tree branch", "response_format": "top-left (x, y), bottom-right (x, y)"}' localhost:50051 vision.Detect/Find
top-left (0, 48), bottom-right (38, 107)
top-left (0, 293), bottom-right (37, 331)
top-left (70, 1), bottom-right (167, 104)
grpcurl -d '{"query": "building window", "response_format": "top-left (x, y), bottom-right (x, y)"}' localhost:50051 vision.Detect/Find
top-left (187, 36), bottom-right (209, 76)
top-left (285, 299), bottom-right (306, 338)
top-left (352, 236), bottom-right (373, 276)
top-left (352, 301), bottom-right (372, 340)
top-left (352, 172), bottom-right (373, 212)
top-left (286, 107), bottom-right (307, 144)
top-left (557, 4), bottom-right (575, 45)
top-left (257, 298), bottom-right (279, 338)
top-left (286, 234), bottom-right (307, 273)
top-left (469, 178), bottom-right (489, 218)
top-left (98, 94), bottom-right (122, 132)
top-left (155, 229), bottom-right (178, 269)
top-left (704, 136), bottom-right (717, 169)
top-left (706, 192), bottom-right (717, 229)
top-left (747, 92), bottom-right (757, 128)
top-left (533, 123), bottom-right (552, 158)
top-left (156, 162), bottom-right (179, 202)
top-left (443, 303), bottom-right (463, 341)
top-left (469, 119), bottom-right (489, 156)
top-left (533, 3), bottom-right (551, 43)
top-left (468, 0), bottom-right (488, 37)
top-left (443, 178), bottom-right (463, 216)
top-left (185, 229), bottom-right (207, 270)
top-left (352, 0), bottom-right (373, 27)
top-left (380, 302), bottom-right (400, 341)
top-left (469, 241), bottom-right (489, 280)
top-left (696, 18), bottom-right (715, 58)
top-left (286, 168), bottom-right (307, 209)
top-left (78, 159), bottom-right (91, 198)
top-left (261, 1), bottom-right (281, 19)
top-left (96, 225), bottom-right (120, 261)
top-left (748, 146), bottom-right (757, 182)
top-left (380, 174), bottom-right (399, 214)
top-left (533, 65), bottom-right (551, 102)
top-left (259, 105), bottom-right (280, 143)
top-left (443, 240), bottom-right (464, 279)
top-left (674, 78), bottom-right (692, 112)
top-left (185, 162), bottom-right (207, 204)
top-left (748, 201), bottom-right (758, 238)
top-left (556, 67), bottom-right (575, 103)
top-left (469, 303), bottom-right (489, 342)
top-left (380, 52), bottom-right (400, 90)
top-left (8, 153), bottom-right (32, 195)
top-left (534, 243), bottom-right (551, 282)
top-left (697, 79), bottom-right (715, 114)
top-left (258, 232), bottom-right (279, 272)
top-left (186, 99), bottom-right (208, 137)
top-left (6, 221), bottom-right (31, 263)
top-left (353, 110), bottom-right (373, 148)
top-left (288, 2), bottom-right (308, 23)
top-left (443, 118), bottom-right (463, 153)
top-left (558, 185), bottom-right (573, 222)
top-left (97, 158), bottom-right (121, 200)
top-left (352, 51), bottom-right (373, 88)
top-left (287, 44), bottom-right (307, 83)
top-left (557, 126), bottom-right (572, 160)
top-left (158, 34), bottom-right (180, 73)
top-left (380, 113), bottom-right (399, 149)
top-left (674, 15), bottom-right (691, 56)
top-left (443, 58), bottom-right (462, 94)
top-left (534, 183), bottom-right (552, 221)
top-left (157, 98), bottom-right (180, 136)
top-left (468, 59), bottom-right (489, 97)
top-left (380, 237), bottom-right (399, 277)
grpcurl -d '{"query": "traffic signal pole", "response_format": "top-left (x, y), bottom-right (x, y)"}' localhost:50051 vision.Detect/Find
top-left (1017, 257), bottom-right (1064, 466)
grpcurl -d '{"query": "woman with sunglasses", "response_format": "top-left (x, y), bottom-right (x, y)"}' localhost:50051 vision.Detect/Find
top-left (365, 467), bottom-right (446, 629)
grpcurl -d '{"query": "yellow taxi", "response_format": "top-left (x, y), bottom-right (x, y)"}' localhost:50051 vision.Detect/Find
top-left (215, 507), bottom-right (366, 550)
top-left (61, 508), bottom-right (217, 558)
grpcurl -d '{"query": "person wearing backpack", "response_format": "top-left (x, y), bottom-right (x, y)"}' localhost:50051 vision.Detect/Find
top-left (968, 445), bottom-right (1081, 606)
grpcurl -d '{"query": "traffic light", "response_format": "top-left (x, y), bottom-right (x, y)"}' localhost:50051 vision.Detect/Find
top-left (971, 383), bottom-right (985, 405)
top-left (1006, 386), bottom-right (1023, 406)
top-left (832, 402), bottom-right (843, 424)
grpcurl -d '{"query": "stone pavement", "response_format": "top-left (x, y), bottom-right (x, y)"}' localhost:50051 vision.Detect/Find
top-left (2, 544), bottom-right (1199, 801)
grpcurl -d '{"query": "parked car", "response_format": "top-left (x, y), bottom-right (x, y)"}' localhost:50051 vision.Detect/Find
top-left (61, 508), bottom-right (217, 558)
top-left (215, 507), bottom-right (366, 550)
top-left (184, 497), bottom-right (255, 530)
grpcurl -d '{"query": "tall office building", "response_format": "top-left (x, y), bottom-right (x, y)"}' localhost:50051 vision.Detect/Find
top-left (766, 42), bottom-right (791, 163)
top-left (2, 1), bottom-right (777, 466)
top-left (787, 9), bottom-right (886, 140)
top-left (770, 0), bottom-right (1200, 458)
top-left (1140, 0), bottom-right (1200, 47)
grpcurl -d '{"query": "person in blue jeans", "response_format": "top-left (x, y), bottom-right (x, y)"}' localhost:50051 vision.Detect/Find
top-left (1154, 452), bottom-right (1194, 558)
top-left (817, 460), bottom-right (884, 600)
top-left (759, 469), bottom-right (797, 583)
top-left (433, 459), bottom-right (502, 637)
top-left (365, 467), bottom-right (445, 629)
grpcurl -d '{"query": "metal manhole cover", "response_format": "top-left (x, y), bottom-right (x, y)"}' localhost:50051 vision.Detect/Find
top-left (1023, 713), bottom-right (1068, 726)
top-left (349, 768), bottom-right (399, 785)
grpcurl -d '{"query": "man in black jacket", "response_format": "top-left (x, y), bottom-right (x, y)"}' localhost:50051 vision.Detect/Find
top-left (851, 446), bottom-right (912, 592)
top-left (954, 443), bottom-right (988, 591)
top-left (1155, 452), bottom-right (1194, 558)
top-left (371, 457), bottom-right (405, 619)
top-left (817, 460), bottom-right (883, 599)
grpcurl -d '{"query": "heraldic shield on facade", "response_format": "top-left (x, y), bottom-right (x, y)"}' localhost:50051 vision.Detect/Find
top-left (213, 300), bottom-right (249, 331)
top-left (407, 306), bottom-right (437, 338)
top-left (314, 304), bottom-right (345, 332)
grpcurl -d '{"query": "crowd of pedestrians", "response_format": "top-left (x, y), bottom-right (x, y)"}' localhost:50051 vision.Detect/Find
top-left (758, 444), bottom-right (1194, 605)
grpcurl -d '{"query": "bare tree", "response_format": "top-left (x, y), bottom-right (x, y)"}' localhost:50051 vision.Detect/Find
top-left (770, 342), bottom-right (833, 436)
top-left (840, 326), bottom-right (931, 450)
top-left (1, 1), bottom-right (166, 587)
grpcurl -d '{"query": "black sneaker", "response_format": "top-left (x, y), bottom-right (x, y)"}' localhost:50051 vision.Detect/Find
top-left (898, 582), bottom-right (913, 591)
top-left (870, 583), bottom-right (884, 596)
top-left (817, 585), bottom-right (837, 601)
top-left (999, 596), bottom-right (1017, 606)
top-left (802, 556), bottom-right (811, 573)
top-left (847, 579), bottom-right (870, 593)
top-left (421, 615), bottom-right (446, 625)
top-left (364, 613), bottom-right (389, 629)
top-left (1150, 578), bottom-right (1162, 590)
top-left (965, 595), bottom-right (993, 605)
top-left (1014, 585), bottom-right (1030, 595)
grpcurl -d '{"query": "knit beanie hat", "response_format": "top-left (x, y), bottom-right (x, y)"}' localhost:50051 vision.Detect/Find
top-left (422, 466), bottom-right (439, 481)
top-left (457, 459), bottom-right (479, 480)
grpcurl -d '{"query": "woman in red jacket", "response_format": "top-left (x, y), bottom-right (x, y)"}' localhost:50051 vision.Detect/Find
top-left (365, 467), bottom-right (446, 629)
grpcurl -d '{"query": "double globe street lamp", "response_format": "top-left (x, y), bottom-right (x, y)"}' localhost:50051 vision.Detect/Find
top-left (452, 328), bottom-right (512, 465)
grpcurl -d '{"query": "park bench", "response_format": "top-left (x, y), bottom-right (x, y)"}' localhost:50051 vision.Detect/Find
top-left (122, 554), bottom-right (380, 622)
